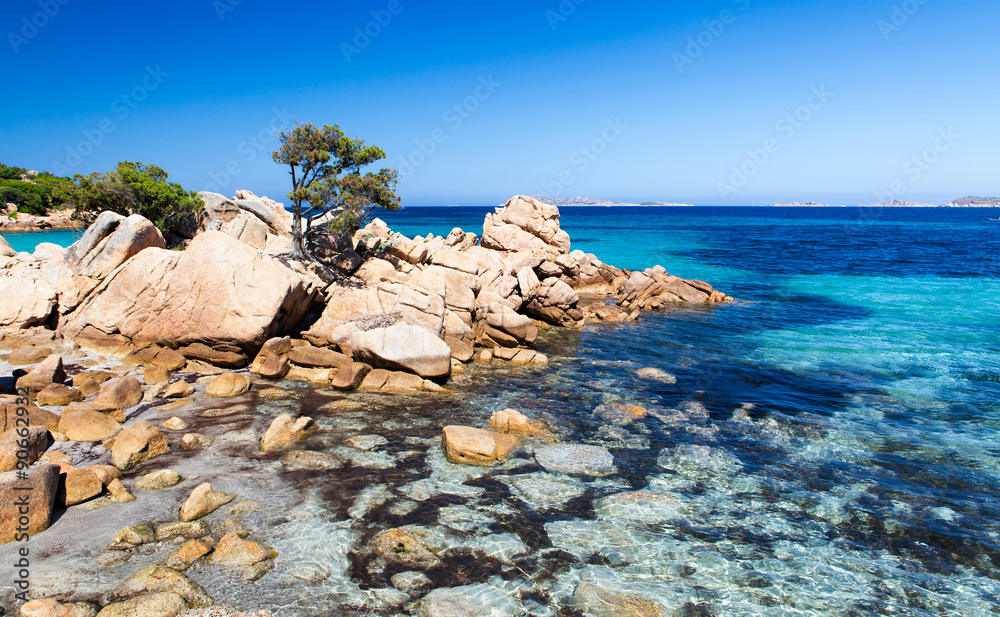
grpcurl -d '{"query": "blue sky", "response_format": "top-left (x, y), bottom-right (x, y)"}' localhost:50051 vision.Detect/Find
top-left (2, 0), bottom-right (997, 206)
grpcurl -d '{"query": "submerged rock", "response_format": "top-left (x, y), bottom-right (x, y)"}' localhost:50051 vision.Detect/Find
top-left (416, 584), bottom-right (520, 617)
top-left (279, 450), bottom-right (342, 471)
top-left (594, 490), bottom-right (684, 524)
top-left (534, 444), bottom-right (616, 477)
top-left (501, 472), bottom-right (587, 509)
top-left (371, 528), bottom-right (441, 569)
top-left (155, 521), bottom-right (211, 542)
top-left (635, 367), bottom-right (677, 384)
top-left (345, 434), bottom-right (388, 451)
top-left (106, 563), bottom-right (213, 608)
top-left (95, 592), bottom-right (188, 617)
top-left (573, 582), bottom-right (666, 617)
top-left (657, 444), bottom-right (743, 478)
top-left (135, 469), bottom-right (183, 490)
top-left (107, 523), bottom-right (156, 550)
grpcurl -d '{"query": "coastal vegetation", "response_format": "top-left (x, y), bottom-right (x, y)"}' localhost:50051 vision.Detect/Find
top-left (70, 161), bottom-right (204, 236)
top-left (272, 122), bottom-right (401, 259)
top-left (0, 163), bottom-right (73, 216)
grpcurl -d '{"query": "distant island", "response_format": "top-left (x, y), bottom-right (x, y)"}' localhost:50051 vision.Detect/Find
top-left (772, 197), bottom-right (999, 208)
top-left (528, 196), bottom-right (999, 209)
top-left (529, 196), bottom-right (695, 207)
top-left (942, 196), bottom-right (1000, 207)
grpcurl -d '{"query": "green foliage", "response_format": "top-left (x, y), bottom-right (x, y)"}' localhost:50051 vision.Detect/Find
top-left (71, 161), bottom-right (204, 236)
top-left (0, 164), bottom-right (75, 215)
top-left (0, 180), bottom-right (50, 215)
top-left (273, 122), bottom-right (401, 258)
top-left (0, 163), bottom-right (27, 180)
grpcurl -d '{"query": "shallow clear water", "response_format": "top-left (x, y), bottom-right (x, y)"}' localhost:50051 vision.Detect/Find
top-left (0, 228), bottom-right (82, 253)
top-left (6, 206), bottom-right (1000, 616)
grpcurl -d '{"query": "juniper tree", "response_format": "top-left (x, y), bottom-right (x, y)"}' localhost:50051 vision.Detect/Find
top-left (272, 122), bottom-right (400, 259)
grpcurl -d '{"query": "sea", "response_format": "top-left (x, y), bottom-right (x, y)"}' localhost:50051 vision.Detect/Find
top-left (3, 206), bottom-right (1000, 616)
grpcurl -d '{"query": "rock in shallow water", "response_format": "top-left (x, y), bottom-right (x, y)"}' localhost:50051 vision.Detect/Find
top-left (280, 449), bottom-right (342, 471)
top-left (534, 444), bottom-right (616, 477)
top-left (416, 584), bottom-right (521, 617)
top-left (96, 592), bottom-right (188, 617)
top-left (501, 472), bottom-right (587, 509)
top-left (206, 372), bottom-right (251, 398)
top-left (371, 528), bottom-right (441, 569)
top-left (179, 483), bottom-right (236, 521)
top-left (442, 425), bottom-right (518, 467)
top-left (259, 414), bottom-right (314, 452)
top-left (594, 490), bottom-right (684, 524)
top-left (345, 434), bottom-right (388, 451)
top-left (111, 421), bottom-right (169, 470)
top-left (573, 582), bottom-right (666, 617)
top-left (657, 444), bottom-right (743, 478)
top-left (635, 367), bottom-right (677, 384)
top-left (135, 469), bottom-right (183, 490)
top-left (18, 598), bottom-right (98, 617)
top-left (106, 563), bottom-right (213, 608)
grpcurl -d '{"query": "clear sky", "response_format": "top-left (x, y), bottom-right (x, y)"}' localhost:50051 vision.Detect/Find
top-left (2, 0), bottom-right (997, 206)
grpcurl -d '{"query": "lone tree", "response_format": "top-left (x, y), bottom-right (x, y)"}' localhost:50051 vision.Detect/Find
top-left (273, 122), bottom-right (401, 259)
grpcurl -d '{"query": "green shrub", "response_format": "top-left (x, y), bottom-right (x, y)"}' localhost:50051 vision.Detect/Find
top-left (0, 181), bottom-right (48, 215)
top-left (0, 163), bottom-right (26, 180)
top-left (71, 161), bottom-right (204, 236)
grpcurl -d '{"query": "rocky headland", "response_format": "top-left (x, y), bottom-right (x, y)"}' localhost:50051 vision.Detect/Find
top-left (0, 194), bottom-right (730, 616)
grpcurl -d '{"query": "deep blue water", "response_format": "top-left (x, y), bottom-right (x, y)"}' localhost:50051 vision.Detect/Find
top-left (7, 207), bottom-right (1000, 615)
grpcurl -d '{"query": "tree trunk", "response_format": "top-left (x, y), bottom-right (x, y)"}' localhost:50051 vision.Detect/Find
top-left (290, 200), bottom-right (305, 259)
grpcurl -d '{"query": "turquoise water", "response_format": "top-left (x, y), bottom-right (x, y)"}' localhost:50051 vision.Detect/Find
top-left (8, 207), bottom-right (1000, 615)
top-left (377, 206), bottom-right (1000, 614)
top-left (0, 228), bottom-right (82, 253)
